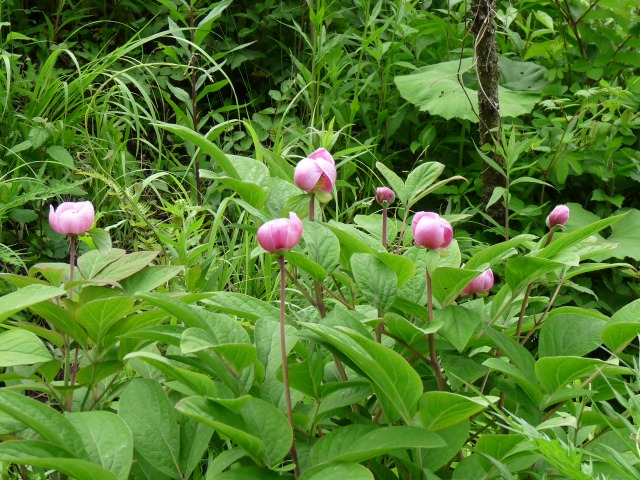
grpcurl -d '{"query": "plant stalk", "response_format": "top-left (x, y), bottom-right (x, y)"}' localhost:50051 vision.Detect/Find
top-left (280, 255), bottom-right (301, 479)
top-left (426, 266), bottom-right (445, 390)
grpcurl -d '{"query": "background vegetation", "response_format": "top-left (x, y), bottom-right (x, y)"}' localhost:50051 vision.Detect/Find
top-left (1, 0), bottom-right (640, 478)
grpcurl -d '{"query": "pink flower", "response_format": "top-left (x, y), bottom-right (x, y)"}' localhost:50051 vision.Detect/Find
top-left (293, 148), bottom-right (337, 194)
top-left (376, 187), bottom-right (395, 206)
top-left (49, 201), bottom-right (95, 235)
top-left (257, 212), bottom-right (303, 254)
top-left (546, 205), bottom-right (570, 228)
top-left (412, 212), bottom-right (453, 249)
top-left (461, 268), bottom-right (494, 296)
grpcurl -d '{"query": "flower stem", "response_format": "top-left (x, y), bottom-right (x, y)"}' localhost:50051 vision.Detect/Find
top-left (280, 255), bottom-right (301, 479)
top-left (426, 267), bottom-right (445, 391)
top-left (382, 206), bottom-right (388, 249)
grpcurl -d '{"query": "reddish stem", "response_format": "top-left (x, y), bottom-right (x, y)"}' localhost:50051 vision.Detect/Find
top-left (426, 266), bottom-right (445, 391)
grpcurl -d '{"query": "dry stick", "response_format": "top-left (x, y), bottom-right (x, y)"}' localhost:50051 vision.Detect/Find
top-left (280, 255), bottom-right (301, 479)
top-left (426, 267), bottom-right (446, 391)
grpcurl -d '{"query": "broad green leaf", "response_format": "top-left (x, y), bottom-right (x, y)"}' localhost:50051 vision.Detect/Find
top-left (181, 328), bottom-right (256, 372)
top-left (351, 252), bottom-right (398, 313)
top-left (417, 392), bottom-right (490, 431)
top-left (77, 249), bottom-right (126, 280)
top-left (216, 467), bottom-right (290, 479)
top-left (67, 412), bottom-right (133, 480)
top-left (538, 307), bottom-right (607, 357)
top-left (0, 284), bottom-right (66, 323)
top-left (421, 420), bottom-right (470, 471)
top-left (0, 441), bottom-right (117, 480)
top-left (285, 251), bottom-right (328, 282)
top-left (465, 235), bottom-right (536, 270)
top-left (0, 329), bottom-right (52, 366)
top-left (483, 326), bottom-right (537, 383)
top-left (303, 220), bottom-right (340, 275)
top-left (124, 351), bottom-right (222, 397)
top-left (499, 57), bottom-right (549, 91)
top-left (397, 247), bottom-right (427, 304)
top-left (153, 122), bottom-right (239, 178)
top-left (535, 357), bottom-right (627, 394)
top-left (118, 379), bottom-right (181, 478)
top-left (46, 145), bottom-right (74, 167)
top-left (303, 324), bottom-right (423, 422)
top-left (29, 301), bottom-right (88, 346)
top-left (437, 300), bottom-right (485, 352)
top-left (504, 256), bottom-right (563, 292)
top-left (120, 266), bottom-right (184, 296)
top-left (537, 214), bottom-right (624, 261)
top-left (311, 424), bottom-right (444, 464)
top-left (376, 162), bottom-right (406, 203)
top-left (287, 352), bottom-right (324, 399)
top-left (75, 296), bottom-right (135, 344)
top-left (179, 417), bottom-right (214, 479)
top-left (601, 298), bottom-right (640, 351)
top-left (255, 318), bottom-right (298, 378)
top-left (300, 463), bottom-right (373, 480)
top-left (483, 357), bottom-right (543, 405)
top-left (376, 251), bottom-right (415, 287)
top-left (395, 58), bottom-right (541, 122)
top-left (86, 228), bottom-right (112, 255)
top-left (96, 251), bottom-right (159, 282)
top-left (353, 214), bottom-right (399, 246)
top-left (599, 209), bottom-right (640, 261)
top-left (475, 434), bottom-right (530, 473)
top-left (176, 396), bottom-right (292, 467)
top-left (325, 221), bottom-right (378, 256)
top-left (205, 292), bottom-right (280, 322)
top-left (0, 390), bottom-right (87, 459)
top-left (405, 162), bottom-right (444, 207)
top-left (136, 292), bottom-right (210, 330)
top-left (430, 266), bottom-right (480, 306)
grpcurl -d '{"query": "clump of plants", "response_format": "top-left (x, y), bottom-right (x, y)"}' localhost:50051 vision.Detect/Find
top-left (1, 142), bottom-right (639, 480)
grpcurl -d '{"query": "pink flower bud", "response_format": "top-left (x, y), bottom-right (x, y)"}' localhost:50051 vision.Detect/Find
top-left (376, 187), bottom-right (395, 206)
top-left (546, 205), bottom-right (570, 228)
top-left (411, 212), bottom-right (453, 249)
top-left (293, 148), bottom-right (337, 194)
top-left (49, 201), bottom-right (95, 235)
top-left (461, 268), bottom-right (494, 296)
top-left (257, 212), bottom-right (303, 254)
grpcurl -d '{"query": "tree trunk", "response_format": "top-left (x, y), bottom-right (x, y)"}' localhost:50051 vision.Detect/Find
top-left (471, 0), bottom-right (505, 225)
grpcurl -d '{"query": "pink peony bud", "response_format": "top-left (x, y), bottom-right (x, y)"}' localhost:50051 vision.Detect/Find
top-left (293, 148), bottom-right (337, 194)
top-left (461, 268), bottom-right (494, 296)
top-left (546, 205), bottom-right (570, 228)
top-left (49, 201), bottom-right (95, 235)
top-left (376, 187), bottom-right (395, 206)
top-left (412, 211), bottom-right (453, 249)
top-left (257, 212), bottom-right (303, 254)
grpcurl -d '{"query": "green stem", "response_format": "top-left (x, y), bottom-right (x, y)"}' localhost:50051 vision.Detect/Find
top-left (280, 255), bottom-right (301, 479)
top-left (382, 206), bottom-right (388, 249)
top-left (426, 266), bottom-right (445, 391)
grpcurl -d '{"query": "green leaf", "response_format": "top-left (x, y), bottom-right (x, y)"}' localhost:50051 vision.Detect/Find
top-left (499, 57), bottom-right (549, 91)
top-left (302, 220), bottom-right (340, 275)
top-left (120, 265), bottom-right (184, 295)
top-left (405, 162), bottom-right (445, 207)
top-left (0, 390), bottom-right (87, 459)
top-left (421, 420), bottom-right (470, 471)
top-left (465, 235), bottom-right (536, 270)
top-left (483, 326), bottom-right (537, 383)
top-left (254, 318), bottom-right (297, 377)
top-left (376, 251), bottom-right (415, 287)
top-left (285, 251), bottom-right (328, 282)
top-left (376, 162), bottom-right (406, 203)
top-left (353, 214), bottom-right (399, 246)
top-left (601, 298), bottom-right (640, 351)
top-left (351, 253), bottom-right (398, 313)
top-left (430, 266), bottom-right (480, 306)
top-left (214, 155), bottom-right (270, 208)
top-left (136, 292), bottom-right (210, 330)
top-left (29, 301), bottom-right (88, 346)
top-left (181, 328), bottom-right (256, 372)
top-left (67, 412), bottom-right (133, 480)
top-left (504, 256), bottom-right (563, 293)
top-left (75, 296), bottom-right (135, 344)
top-left (395, 58), bottom-right (541, 122)
top-left (77, 249), bottom-right (126, 280)
top-left (206, 292), bottom-right (280, 322)
top-left (535, 357), bottom-right (625, 394)
top-left (311, 425), bottom-right (444, 464)
top-left (0, 284), bottom-right (66, 323)
top-left (416, 392), bottom-right (490, 430)
top-left (303, 324), bottom-right (423, 423)
top-left (118, 379), bottom-right (181, 478)
top-left (538, 307), bottom-right (607, 357)
top-left (287, 352), bottom-right (324, 399)
top-left (179, 417), bottom-right (214, 479)
top-left (0, 329), bottom-right (52, 366)
top-left (153, 122), bottom-right (239, 178)
top-left (300, 463), bottom-right (373, 480)
top-left (0, 441), bottom-right (117, 480)
top-left (96, 251), bottom-right (159, 282)
top-left (46, 145), bottom-right (74, 167)
top-left (176, 396), bottom-right (292, 467)
top-left (216, 467), bottom-right (291, 479)
top-left (86, 228), bottom-right (112, 255)
top-left (437, 300), bottom-right (485, 352)
top-left (600, 209), bottom-right (640, 261)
